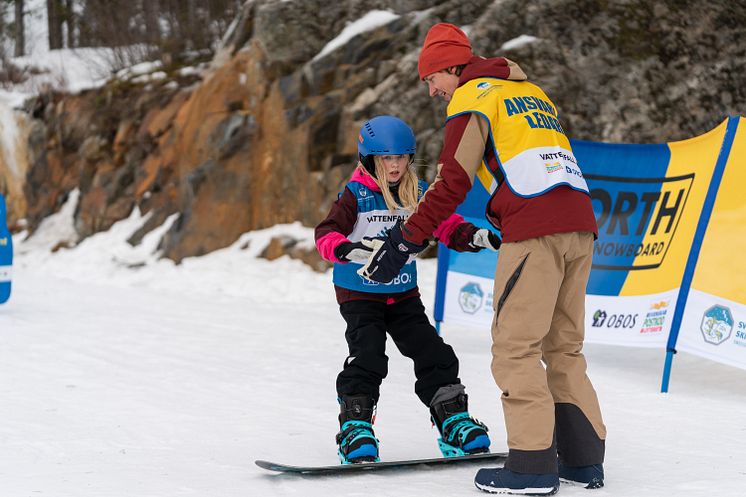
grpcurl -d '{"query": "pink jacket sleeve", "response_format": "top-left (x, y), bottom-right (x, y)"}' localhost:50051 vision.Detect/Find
top-left (314, 187), bottom-right (358, 264)
top-left (433, 213), bottom-right (466, 246)
top-left (316, 231), bottom-right (348, 264)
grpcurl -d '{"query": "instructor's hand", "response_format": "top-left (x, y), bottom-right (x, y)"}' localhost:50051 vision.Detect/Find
top-left (357, 222), bottom-right (427, 283)
top-left (469, 228), bottom-right (501, 252)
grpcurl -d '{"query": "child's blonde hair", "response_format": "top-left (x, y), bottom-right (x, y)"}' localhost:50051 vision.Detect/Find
top-left (363, 156), bottom-right (419, 212)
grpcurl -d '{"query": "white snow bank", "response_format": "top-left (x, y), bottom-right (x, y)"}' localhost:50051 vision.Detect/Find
top-left (14, 203), bottom-right (326, 304)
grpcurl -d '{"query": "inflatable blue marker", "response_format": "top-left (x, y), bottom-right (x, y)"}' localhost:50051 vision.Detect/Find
top-left (0, 194), bottom-right (12, 304)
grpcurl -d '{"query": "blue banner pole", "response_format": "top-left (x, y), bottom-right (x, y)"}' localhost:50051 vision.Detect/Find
top-left (433, 242), bottom-right (451, 335)
top-left (660, 116), bottom-right (739, 392)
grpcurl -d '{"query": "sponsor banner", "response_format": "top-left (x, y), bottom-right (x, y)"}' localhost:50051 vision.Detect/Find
top-left (584, 291), bottom-right (677, 347)
top-left (443, 271), bottom-right (677, 348)
top-left (671, 116), bottom-right (746, 371)
top-left (577, 119), bottom-right (728, 297)
top-left (676, 290), bottom-right (746, 370)
top-left (1, 193), bottom-right (12, 304)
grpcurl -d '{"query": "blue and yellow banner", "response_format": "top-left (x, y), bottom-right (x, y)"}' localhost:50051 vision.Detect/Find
top-left (435, 117), bottom-right (746, 378)
top-left (0, 193), bottom-right (12, 304)
top-left (673, 117), bottom-right (746, 372)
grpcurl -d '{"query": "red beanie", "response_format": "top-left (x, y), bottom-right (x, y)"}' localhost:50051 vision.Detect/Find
top-left (418, 23), bottom-right (473, 80)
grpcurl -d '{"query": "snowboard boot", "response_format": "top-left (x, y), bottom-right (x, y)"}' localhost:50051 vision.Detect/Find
top-left (558, 461), bottom-right (604, 489)
top-left (336, 394), bottom-right (379, 464)
top-left (430, 388), bottom-right (490, 457)
top-left (475, 467), bottom-right (560, 495)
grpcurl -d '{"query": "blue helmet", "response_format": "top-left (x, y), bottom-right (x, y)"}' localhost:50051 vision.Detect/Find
top-left (358, 115), bottom-right (416, 177)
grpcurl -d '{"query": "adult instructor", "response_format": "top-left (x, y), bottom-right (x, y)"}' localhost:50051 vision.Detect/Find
top-left (358, 23), bottom-right (606, 495)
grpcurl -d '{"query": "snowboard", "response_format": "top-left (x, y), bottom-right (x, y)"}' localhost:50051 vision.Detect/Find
top-left (256, 451), bottom-right (507, 475)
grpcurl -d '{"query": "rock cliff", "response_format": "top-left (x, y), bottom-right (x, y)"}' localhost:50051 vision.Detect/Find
top-left (1, 0), bottom-right (743, 261)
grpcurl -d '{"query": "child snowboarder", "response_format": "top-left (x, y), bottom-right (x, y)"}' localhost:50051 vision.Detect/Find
top-left (315, 115), bottom-right (501, 464)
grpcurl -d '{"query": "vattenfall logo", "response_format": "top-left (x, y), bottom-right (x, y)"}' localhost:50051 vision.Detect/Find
top-left (588, 173), bottom-right (694, 271)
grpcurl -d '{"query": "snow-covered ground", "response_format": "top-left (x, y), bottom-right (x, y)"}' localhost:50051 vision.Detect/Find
top-left (0, 209), bottom-right (744, 497)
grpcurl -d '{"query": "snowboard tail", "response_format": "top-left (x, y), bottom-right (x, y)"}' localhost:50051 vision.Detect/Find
top-left (256, 451), bottom-right (507, 475)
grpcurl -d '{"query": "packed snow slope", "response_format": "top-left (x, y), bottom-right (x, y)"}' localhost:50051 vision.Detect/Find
top-left (0, 214), bottom-right (744, 496)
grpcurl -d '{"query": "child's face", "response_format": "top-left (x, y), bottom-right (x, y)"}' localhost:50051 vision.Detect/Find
top-left (380, 155), bottom-right (410, 183)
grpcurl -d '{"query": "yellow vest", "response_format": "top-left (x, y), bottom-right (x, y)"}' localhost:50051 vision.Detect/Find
top-left (447, 78), bottom-right (589, 198)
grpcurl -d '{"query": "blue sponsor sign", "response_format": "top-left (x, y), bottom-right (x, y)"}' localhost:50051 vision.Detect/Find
top-left (0, 194), bottom-right (12, 303)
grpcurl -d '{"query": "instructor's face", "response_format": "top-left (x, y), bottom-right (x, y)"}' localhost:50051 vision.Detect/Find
top-left (424, 70), bottom-right (460, 102)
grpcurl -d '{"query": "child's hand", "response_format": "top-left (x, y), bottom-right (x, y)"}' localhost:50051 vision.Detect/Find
top-left (469, 229), bottom-right (501, 252)
top-left (357, 222), bottom-right (427, 283)
top-left (334, 240), bottom-right (377, 264)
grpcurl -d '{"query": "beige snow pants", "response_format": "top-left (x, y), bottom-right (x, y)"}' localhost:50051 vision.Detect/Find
top-left (490, 231), bottom-right (606, 473)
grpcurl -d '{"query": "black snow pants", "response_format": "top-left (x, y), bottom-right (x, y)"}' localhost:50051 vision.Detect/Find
top-left (336, 297), bottom-right (460, 406)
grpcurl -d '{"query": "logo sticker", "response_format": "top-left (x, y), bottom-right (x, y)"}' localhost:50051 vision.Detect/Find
top-left (476, 82), bottom-right (491, 90)
top-left (592, 309), bottom-right (607, 327)
top-left (591, 309), bottom-right (637, 329)
top-left (589, 173), bottom-right (694, 271)
top-left (700, 305), bottom-right (734, 345)
top-left (545, 162), bottom-right (562, 173)
top-left (459, 283), bottom-right (484, 314)
top-left (640, 300), bottom-right (669, 334)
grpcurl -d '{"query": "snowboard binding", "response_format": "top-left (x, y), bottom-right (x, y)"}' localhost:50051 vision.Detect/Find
top-left (431, 391), bottom-right (490, 457)
top-left (336, 395), bottom-right (380, 464)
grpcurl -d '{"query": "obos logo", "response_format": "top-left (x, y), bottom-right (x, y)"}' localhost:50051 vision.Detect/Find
top-left (459, 282), bottom-right (484, 314)
top-left (592, 309), bottom-right (607, 327)
top-left (700, 305), bottom-right (734, 345)
top-left (362, 272), bottom-right (412, 287)
top-left (588, 173), bottom-right (694, 270)
top-left (591, 309), bottom-right (637, 329)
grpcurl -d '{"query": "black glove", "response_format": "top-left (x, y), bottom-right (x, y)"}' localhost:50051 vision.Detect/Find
top-left (469, 228), bottom-right (501, 251)
top-left (334, 240), bottom-right (376, 264)
top-left (357, 221), bottom-right (428, 283)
